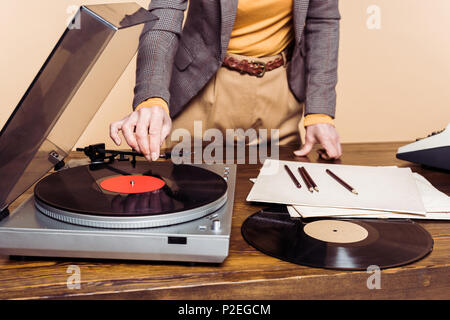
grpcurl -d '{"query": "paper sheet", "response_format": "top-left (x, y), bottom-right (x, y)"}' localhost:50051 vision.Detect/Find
top-left (287, 173), bottom-right (450, 220)
top-left (247, 159), bottom-right (427, 215)
top-left (288, 205), bottom-right (450, 220)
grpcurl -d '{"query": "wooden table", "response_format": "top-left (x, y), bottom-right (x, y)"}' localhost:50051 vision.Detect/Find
top-left (0, 142), bottom-right (449, 300)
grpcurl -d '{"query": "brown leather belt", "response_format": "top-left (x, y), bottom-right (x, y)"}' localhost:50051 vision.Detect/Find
top-left (222, 44), bottom-right (293, 78)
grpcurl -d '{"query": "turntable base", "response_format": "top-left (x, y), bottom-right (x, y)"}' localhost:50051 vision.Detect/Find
top-left (0, 163), bottom-right (236, 263)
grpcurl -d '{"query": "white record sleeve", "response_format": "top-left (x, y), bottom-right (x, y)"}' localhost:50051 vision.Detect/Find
top-left (247, 159), bottom-right (427, 215)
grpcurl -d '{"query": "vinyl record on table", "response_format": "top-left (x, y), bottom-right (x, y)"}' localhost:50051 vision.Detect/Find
top-left (241, 206), bottom-right (433, 270)
top-left (34, 161), bottom-right (228, 228)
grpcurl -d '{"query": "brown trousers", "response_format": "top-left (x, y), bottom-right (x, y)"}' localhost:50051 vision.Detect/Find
top-left (166, 52), bottom-right (303, 147)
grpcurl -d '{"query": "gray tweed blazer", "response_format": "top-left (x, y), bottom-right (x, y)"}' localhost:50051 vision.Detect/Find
top-left (133, 0), bottom-right (340, 118)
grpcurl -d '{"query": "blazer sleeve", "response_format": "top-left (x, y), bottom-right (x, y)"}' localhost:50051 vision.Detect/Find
top-left (304, 0), bottom-right (341, 118)
top-left (132, 0), bottom-right (188, 110)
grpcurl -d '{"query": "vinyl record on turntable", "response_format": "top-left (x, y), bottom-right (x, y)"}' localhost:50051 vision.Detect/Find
top-left (241, 207), bottom-right (433, 270)
top-left (34, 161), bottom-right (228, 229)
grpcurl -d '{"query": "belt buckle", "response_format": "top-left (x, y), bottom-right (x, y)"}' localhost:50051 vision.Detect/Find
top-left (251, 61), bottom-right (266, 78)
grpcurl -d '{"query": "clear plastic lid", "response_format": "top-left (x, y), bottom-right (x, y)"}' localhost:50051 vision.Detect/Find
top-left (0, 3), bottom-right (157, 211)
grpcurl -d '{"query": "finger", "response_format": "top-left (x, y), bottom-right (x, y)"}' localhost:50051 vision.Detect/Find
top-left (160, 117), bottom-right (172, 146)
top-left (317, 148), bottom-right (330, 160)
top-left (148, 111), bottom-right (164, 161)
top-left (319, 137), bottom-right (339, 159)
top-left (121, 120), bottom-right (140, 153)
top-left (109, 121), bottom-right (123, 146)
top-left (135, 112), bottom-right (151, 160)
top-left (336, 132), bottom-right (343, 158)
top-left (336, 140), bottom-right (343, 158)
top-left (294, 140), bottom-right (314, 157)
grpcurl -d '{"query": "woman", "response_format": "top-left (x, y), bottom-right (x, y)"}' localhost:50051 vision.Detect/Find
top-left (110, 0), bottom-right (342, 161)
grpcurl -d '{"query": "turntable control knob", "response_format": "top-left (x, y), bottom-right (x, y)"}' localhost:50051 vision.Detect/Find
top-left (211, 219), bottom-right (221, 231)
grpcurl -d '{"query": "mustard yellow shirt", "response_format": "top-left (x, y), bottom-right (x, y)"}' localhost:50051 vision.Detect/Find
top-left (136, 0), bottom-right (333, 127)
top-left (227, 0), bottom-right (294, 57)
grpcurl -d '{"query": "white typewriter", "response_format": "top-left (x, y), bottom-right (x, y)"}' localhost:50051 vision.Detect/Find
top-left (396, 123), bottom-right (450, 171)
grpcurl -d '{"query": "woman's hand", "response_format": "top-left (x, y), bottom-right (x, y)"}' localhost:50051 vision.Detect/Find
top-left (294, 123), bottom-right (342, 160)
top-left (110, 106), bottom-right (172, 161)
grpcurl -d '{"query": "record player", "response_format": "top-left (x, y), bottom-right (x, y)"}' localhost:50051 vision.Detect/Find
top-left (0, 3), bottom-right (236, 263)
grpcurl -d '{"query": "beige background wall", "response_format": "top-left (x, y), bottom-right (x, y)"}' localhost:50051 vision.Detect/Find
top-left (1, 0), bottom-right (449, 149)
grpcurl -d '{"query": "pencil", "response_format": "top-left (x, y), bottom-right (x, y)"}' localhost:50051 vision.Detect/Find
top-left (298, 167), bottom-right (314, 193)
top-left (325, 169), bottom-right (358, 195)
top-left (301, 166), bottom-right (319, 192)
top-left (284, 165), bottom-right (301, 188)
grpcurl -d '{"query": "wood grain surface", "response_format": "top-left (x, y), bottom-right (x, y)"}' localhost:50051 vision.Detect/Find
top-left (0, 142), bottom-right (449, 300)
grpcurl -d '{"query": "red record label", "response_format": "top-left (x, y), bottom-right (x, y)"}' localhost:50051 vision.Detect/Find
top-left (100, 175), bottom-right (165, 194)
